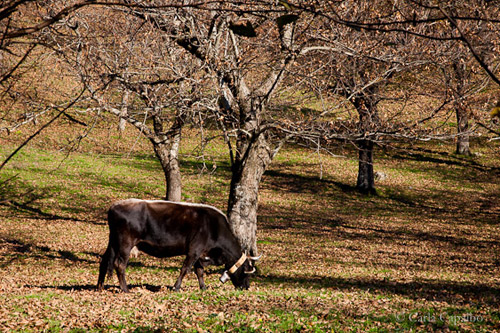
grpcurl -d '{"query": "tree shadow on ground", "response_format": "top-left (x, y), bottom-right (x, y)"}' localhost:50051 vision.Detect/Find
top-left (0, 237), bottom-right (179, 272)
top-left (262, 169), bottom-right (356, 195)
top-left (0, 176), bottom-right (104, 224)
top-left (336, 224), bottom-right (500, 248)
top-left (0, 237), bottom-right (101, 268)
top-left (259, 167), bottom-right (500, 228)
top-left (386, 148), bottom-right (500, 187)
top-left (0, 199), bottom-right (95, 223)
top-left (387, 145), bottom-right (500, 173)
top-left (258, 274), bottom-right (500, 306)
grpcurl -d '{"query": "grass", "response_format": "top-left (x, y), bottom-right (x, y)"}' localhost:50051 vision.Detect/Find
top-left (0, 118), bottom-right (499, 331)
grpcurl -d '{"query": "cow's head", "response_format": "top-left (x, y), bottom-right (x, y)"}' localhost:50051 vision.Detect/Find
top-left (221, 253), bottom-right (261, 290)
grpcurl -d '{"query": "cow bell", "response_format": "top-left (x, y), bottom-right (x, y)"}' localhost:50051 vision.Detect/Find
top-left (220, 270), bottom-right (230, 283)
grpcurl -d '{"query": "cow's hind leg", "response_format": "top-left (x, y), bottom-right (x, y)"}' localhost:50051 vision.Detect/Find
top-left (97, 244), bottom-right (115, 291)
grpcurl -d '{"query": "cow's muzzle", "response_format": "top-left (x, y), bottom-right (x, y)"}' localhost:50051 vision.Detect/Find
top-left (220, 270), bottom-right (230, 283)
top-left (219, 252), bottom-right (262, 283)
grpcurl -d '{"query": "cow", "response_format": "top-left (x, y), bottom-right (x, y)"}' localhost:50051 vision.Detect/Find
top-left (97, 199), bottom-right (260, 292)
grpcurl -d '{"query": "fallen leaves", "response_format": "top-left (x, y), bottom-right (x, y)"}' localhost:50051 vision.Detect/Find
top-left (1, 134), bottom-right (499, 331)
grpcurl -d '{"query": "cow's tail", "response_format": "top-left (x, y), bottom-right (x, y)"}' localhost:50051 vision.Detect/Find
top-left (97, 240), bottom-right (115, 291)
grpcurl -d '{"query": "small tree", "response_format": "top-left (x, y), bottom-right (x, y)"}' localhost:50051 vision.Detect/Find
top-left (438, 10), bottom-right (495, 156)
top-left (300, 1), bottom-right (441, 193)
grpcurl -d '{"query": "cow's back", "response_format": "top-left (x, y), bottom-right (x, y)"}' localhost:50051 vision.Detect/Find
top-left (107, 199), bottom-right (235, 258)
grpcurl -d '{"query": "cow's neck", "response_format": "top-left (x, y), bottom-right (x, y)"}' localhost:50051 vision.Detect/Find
top-left (221, 242), bottom-right (245, 268)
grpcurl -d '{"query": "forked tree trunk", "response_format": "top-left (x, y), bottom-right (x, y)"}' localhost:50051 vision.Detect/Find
top-left (356, 139), bottom-right (375, 194)
top-left (218, 15), bottom-right (294, 256)
top-left (227, 133), bottom-right (274, 256)
top-left (152, 126), bottom-right (182, 201)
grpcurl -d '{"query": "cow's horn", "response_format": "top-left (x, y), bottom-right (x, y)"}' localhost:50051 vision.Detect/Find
top-left (249, 254), bottom-right (262, 261)
top-left (244, 267), bottom-right (256, 274)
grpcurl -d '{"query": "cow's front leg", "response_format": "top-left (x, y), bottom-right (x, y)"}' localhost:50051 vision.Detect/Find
top-left (194, 260), bottom-right (207, 290)
top-left (173, 255), bottom-right (197, 291)
top-left (114, 253), bottom-right (130, 293)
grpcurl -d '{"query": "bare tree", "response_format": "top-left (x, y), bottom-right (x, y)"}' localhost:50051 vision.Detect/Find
top-left (49, 6), bottom-right (210, 201)
top-left (124, 1), bottom-right (309, 254)
top-left (275, 0), bottom-right (499, 193)
top-left (0, 1), bottom-right (127, 171)
top-left (442, 55), bottom-right (490, 156)
top-left (294, 0), bottom-right (500, 88)
top-left (437, 8), bottom-right (495, 155)
top-left (294, 2), bottom-right (444, 193)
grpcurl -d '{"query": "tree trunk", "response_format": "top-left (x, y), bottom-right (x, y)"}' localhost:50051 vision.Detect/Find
top-left (451, 61), bottom-right (471, 155)
top-left (455, 104), bottom-right (470, 155)
top-left (152, 126), bottom-right (182, 201)
top-left (356, 139), bottom-right (375, 194)
top-left (227, 134), bottom-right (273, 256)
top-left (118, 89), bottom-right (129, 132)
top-left (353, 94), bottom-right (378, 194)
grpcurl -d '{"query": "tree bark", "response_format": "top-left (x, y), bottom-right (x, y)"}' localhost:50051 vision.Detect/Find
top-left (356, 139), bottom-right (375, 194)
top-left (158, 12), bottom-right (295, 255)
top-left (451, 62), bottom-right (471, 155)
top-left (227, 133), bottom-right (273, 256)
top-left (118, 89), bottom-right (129, 132)
top-left (353, 95), bottom-right (378, 194)
top-left (455, 103), bottom-right (470, 155)
top-left (151, 126), bottom-right (182, 202)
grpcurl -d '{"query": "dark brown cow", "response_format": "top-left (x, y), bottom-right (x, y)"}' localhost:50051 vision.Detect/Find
top-left (97, 199), bottom-right (259, 292)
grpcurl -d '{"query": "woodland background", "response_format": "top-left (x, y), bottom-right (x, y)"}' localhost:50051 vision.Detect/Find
top-left (0, 1), bottom-right (499, 331)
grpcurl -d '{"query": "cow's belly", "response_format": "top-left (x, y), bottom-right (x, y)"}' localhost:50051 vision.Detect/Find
top-left (136, 241), bottom-right (185, 258)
